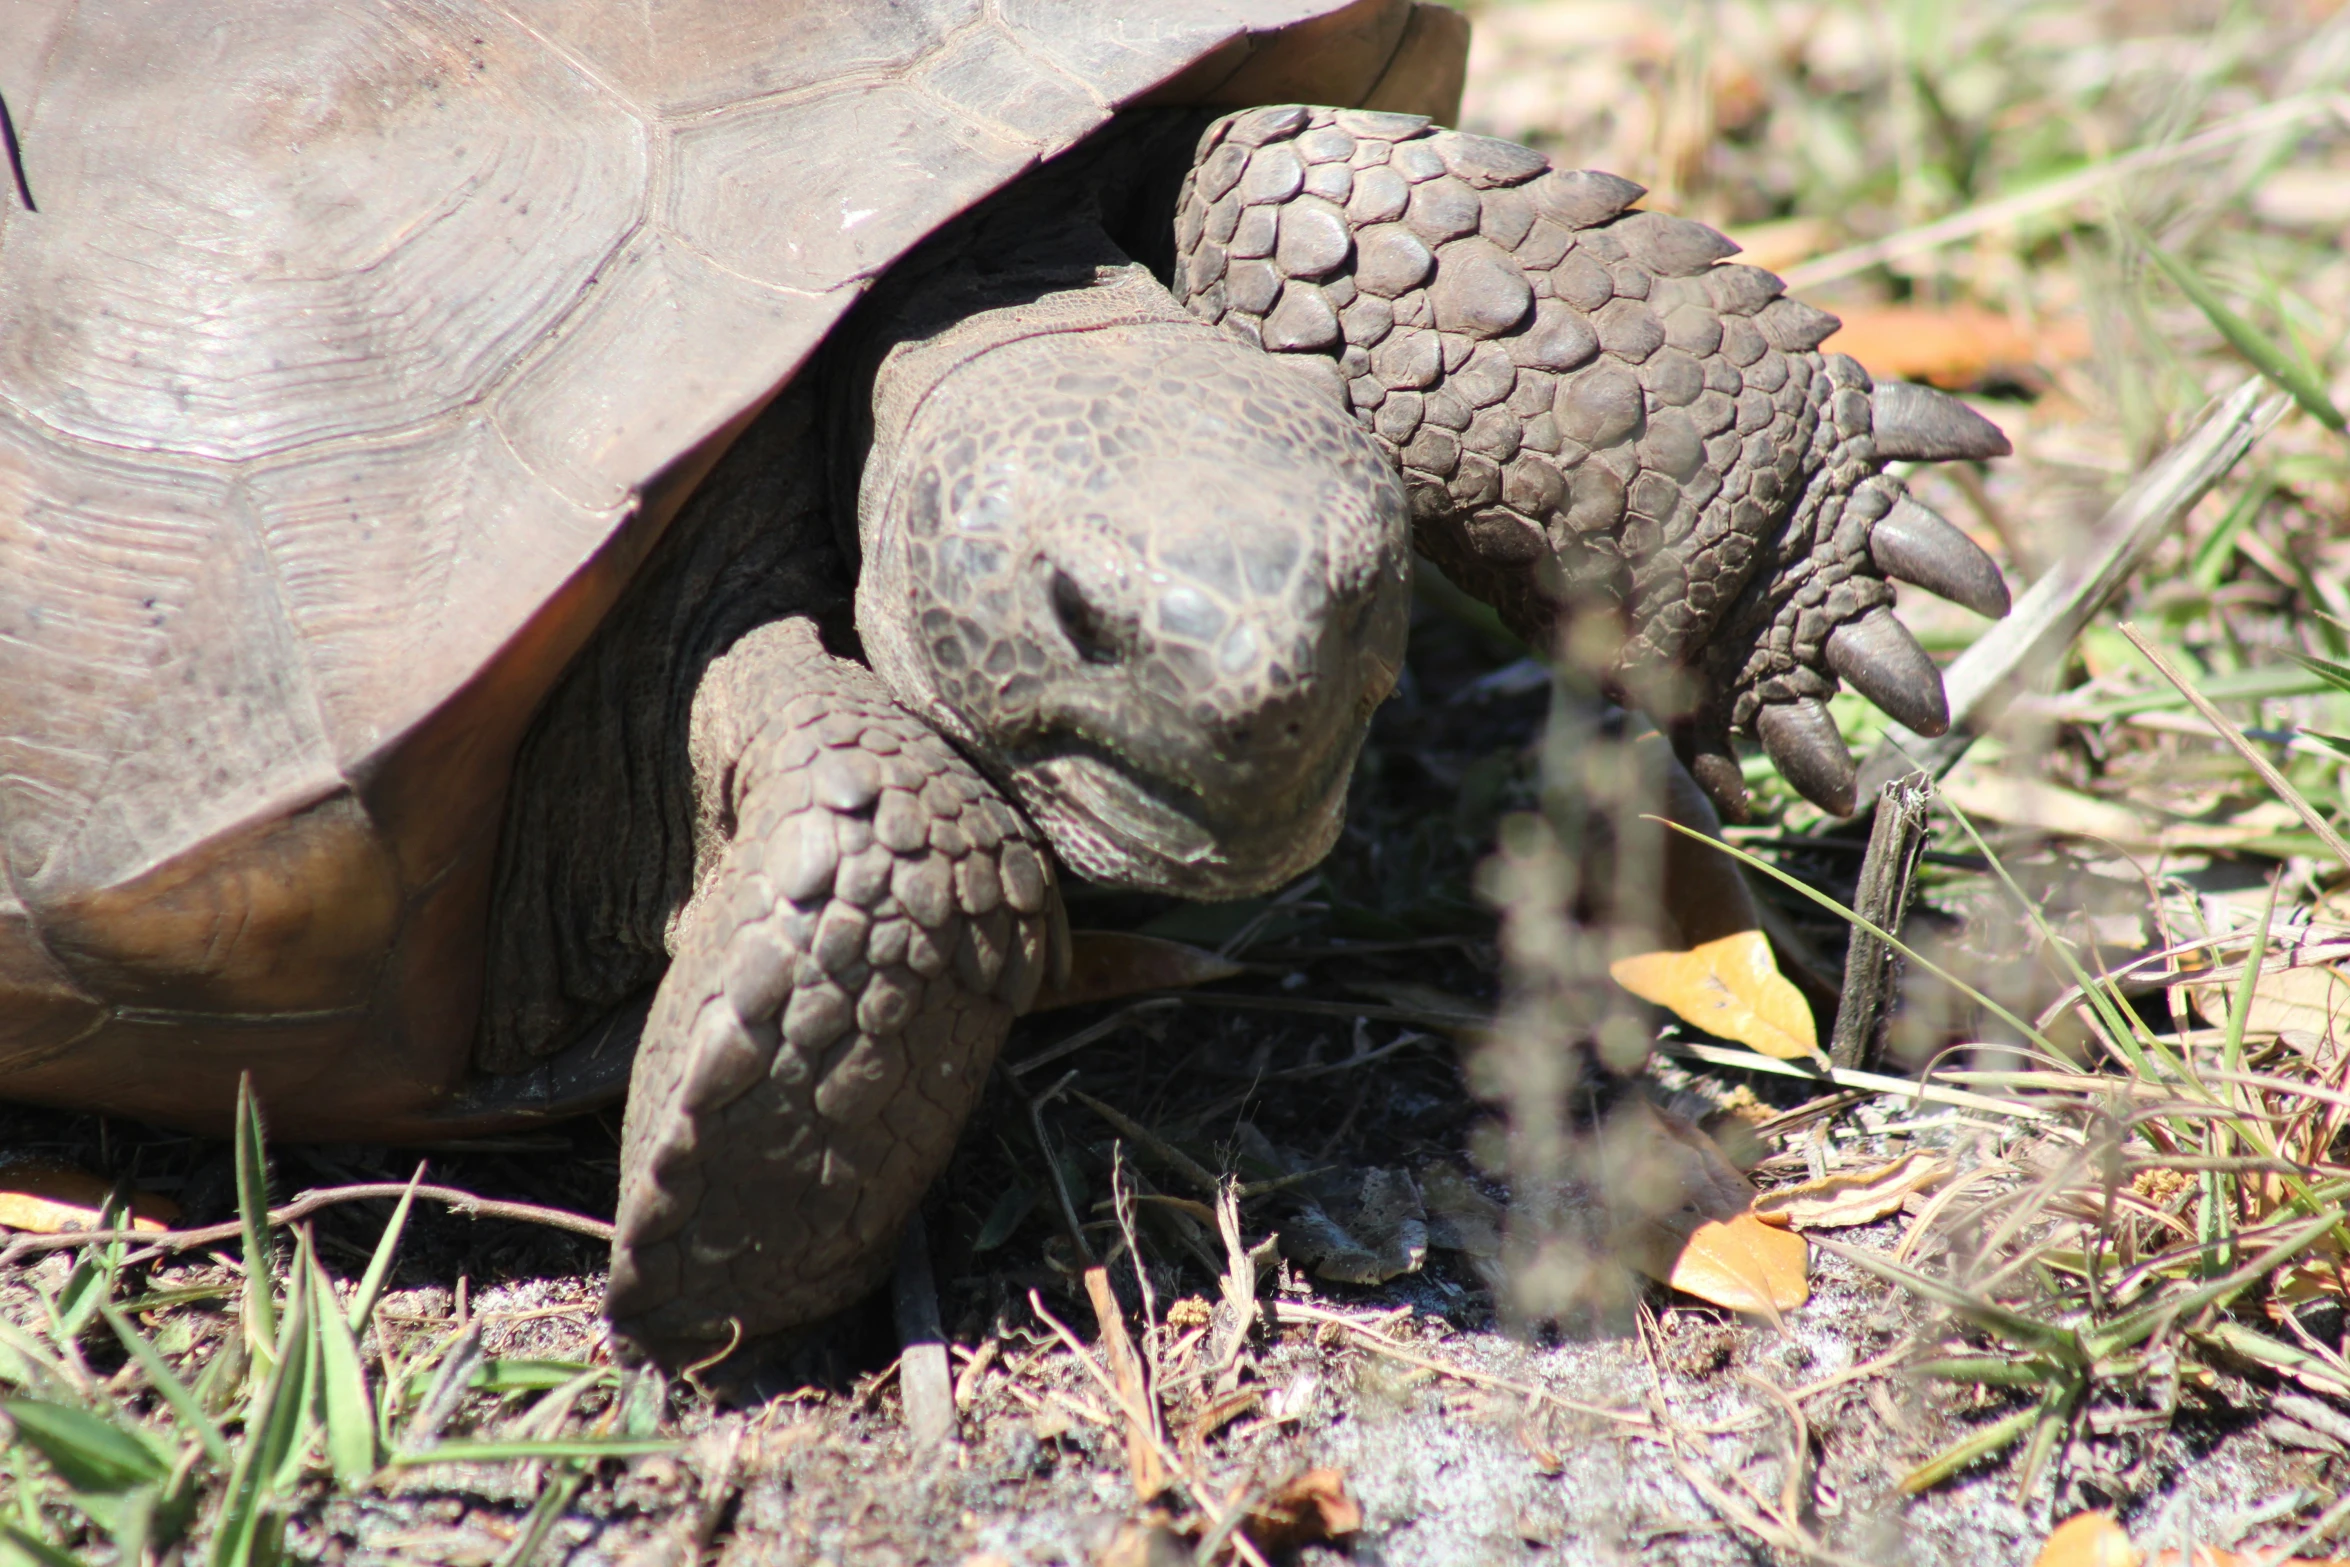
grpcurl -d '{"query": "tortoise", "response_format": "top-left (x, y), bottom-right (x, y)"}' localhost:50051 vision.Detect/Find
top-left (0, 0), bottom-right (2011, 1358)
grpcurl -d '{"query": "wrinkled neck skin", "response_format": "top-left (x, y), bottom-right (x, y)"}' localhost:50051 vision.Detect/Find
top-left (845, 212), bottom-right (1411, 900)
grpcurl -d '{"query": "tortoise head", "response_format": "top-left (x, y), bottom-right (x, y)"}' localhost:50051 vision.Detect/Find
top-left (855, 310), bottom-right (1410, 899)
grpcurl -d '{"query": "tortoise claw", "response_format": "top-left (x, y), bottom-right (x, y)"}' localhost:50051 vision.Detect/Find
top-left (1870, 495), bottom-right (2011, 619)
top-left (1756, 699), bottom-right (1857, 816)
top-left (1825, 607), bottom-right (1949, 737)
top-left (1870, 382), bottom-right (2012, 462)
top-left (1671, 719), bottom-right (1751, 824)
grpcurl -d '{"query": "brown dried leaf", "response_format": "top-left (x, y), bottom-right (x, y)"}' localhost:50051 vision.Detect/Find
top-left (1244, 1468), bottom-right (1362, 1553)
top-left (2190, 962), bottom-right (2350, 1039)
top-left (1182, 1386), bottom-right (1262, 1446)
top-left (1610, 930), bottom-right (1821, 1060)
top-left (2034, 1513), bottom-right (2141, 1567)
top-left (1820, 304), bottom-right (2091, 391)
top-left (1596, 1103), bottom-right (1805, 1315)
top-left (1664, 1212), bottom-right (1810, 1315)
top-left (1029, 932), bottom-right (1245, 1012)
top-left (1603, 1099), bottom-right (1756, 1240)
top-left (0, 1154), bottom-right (177, 1234)
top-left (1753, 1152), bottom-right (1952, 1231)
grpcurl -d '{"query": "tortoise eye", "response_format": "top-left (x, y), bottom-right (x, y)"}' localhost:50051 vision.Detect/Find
top-left (1049, 568), bottom-right (1123, 666)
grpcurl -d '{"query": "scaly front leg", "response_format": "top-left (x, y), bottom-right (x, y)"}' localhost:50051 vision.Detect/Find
top-left (607, 618), bottom-right (1056, 1360)
top-left (1174, 106), bottom-right (2012, 818)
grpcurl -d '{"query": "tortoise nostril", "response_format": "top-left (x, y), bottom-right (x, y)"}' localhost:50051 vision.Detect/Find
top-left (1050, 567), bottom-right (1122, 665)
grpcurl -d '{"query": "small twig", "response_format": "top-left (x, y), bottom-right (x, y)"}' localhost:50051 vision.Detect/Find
top-left (951, 1339), bottom-right (999, 1410)
top-left (1830, 774), bottom-right (1933, 1073)
top-left (892, 1214), bottom-right (957, 1449)
top-left (1072, 1089), bottom-right (1219, 1197)
top-left (1651, 1040), bottom-right (2055, 1121)
top-left (1177, 993), bottom-right (1482, 1031)
top-left (1753, 1091), bottom-right (1872, 1139)
top-left (1083, 1265), bottom-right (1165, 1499)
top-left (1019, 1068), bottom-right (1095, 1267)
top-left (0, 1180), bottom-right (614, 1264)
top-left (1028, 1291), bottom-right (1210, 1520)
top-left (998, 1376), bottom-right (1118, 1428)
top-left (1006, 998), bottom-right (1183, 1078)
top-left (1739, 1371), bottom-right (1814, 1529)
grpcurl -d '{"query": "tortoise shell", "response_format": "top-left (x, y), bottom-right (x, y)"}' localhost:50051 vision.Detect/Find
top-left (0, 0), bottom-right (1465, 1132)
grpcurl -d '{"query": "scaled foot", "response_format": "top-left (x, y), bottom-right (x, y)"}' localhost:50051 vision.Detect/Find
top-left (1176, 106), bottom-right (2013, 817)
top-left (607, 618), bottom-right (1057, 1361)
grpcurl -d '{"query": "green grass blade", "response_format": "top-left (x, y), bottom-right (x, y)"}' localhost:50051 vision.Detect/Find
top-left (2011, 1383), bottom-right (2078, 1501)
top-left (0, 1522), bottom-right (91, 1567)
top-left (2190, 475), bottom-right (2274, 589)
top-left (2287, 650), bottom-right (2350, 697)
top-left (1810, 1238), bottom-right (2088, 1363)
top-left (618, 1368), bottom-right (665, 1437)
top-left (495, 1463), bottom-right (588, 1567)
top-left (1897, 1403), bottom-right (2042, 1494)
top-left (0, 1318), bottom-right (79, 1399)
top-left (398, 1358), bottom-right (603, 1405)
top-left (347, 1165), bottom-right (422, 1335)
top-left (101, 1486), bottom-right (156, 1567)
top-left (278, 1243), bottom-right (324, 1495)
top-left (1938, 794), bottom-right (2167, 1079)
top-left (515, 1369), bottom-right (613, 1440)
top-left (2141, 231), bottom-right (2348, 431)
top-left (51, 1193), bottom-right (127, 1342)
top-left (111, 1285), bottom-right (233, 1315)
top-left (2090, 1210), bottom-right (2342, 1357)
top-left (233, 1074), bottom-right (277, 1357)
top-left (0, 1400), bottom-right (169, 1493)
top-left (2196, 1321), bottom-right (2350, 1394)
top-left (210, 1259), bottom-right (308, 1567)
top-left (2222, 873), bottom-right (2280, 1089)
top-left (98, 1306), bottom-right (228, 1468)
top-left (304, 1248), bottom-right (377, 1487)
top-left (192, 1321), bottom-right (249, 1421)
top-left (388, 1438), bottom-right (679, 1466)
top-left (1907, 1357), bottom-right (2055, 1387)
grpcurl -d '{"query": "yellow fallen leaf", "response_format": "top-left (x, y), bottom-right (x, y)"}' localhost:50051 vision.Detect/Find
top-left (1753, 1152), bottom-right (1951, 1230)
top-left (0, 1155), bottom-right (178, 1234)
top-left (2035, 1513), bottom-right (2140, 1567)
top-left (1610, 930), bottom-right (1820, 1060)
top-left (1027, 931), bottom-right (1245, 1012)
top-left (1665, 1212), bottom-right (1810, 1315)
